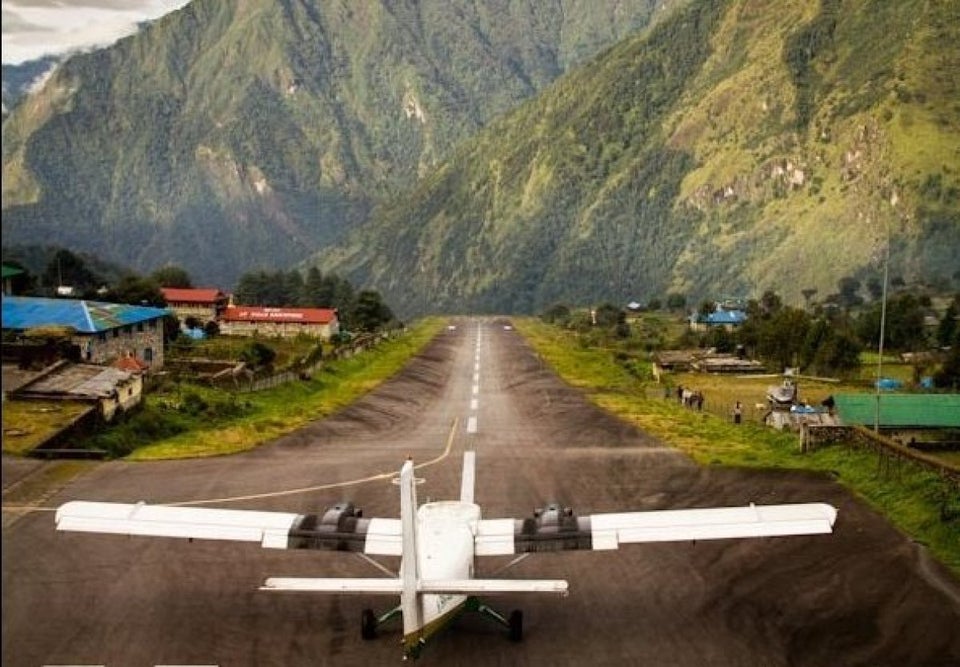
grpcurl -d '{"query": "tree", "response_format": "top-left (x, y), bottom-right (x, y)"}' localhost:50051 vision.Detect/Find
top-left (665, 293), bottom-right (686, 311)
top-left (240, 341), bottom-right (277, 369)
top-left (803, 319), bottom-right (862, 376)
top-left (756, 306), bottom-right (811, 371)
top-left (594, 303), bottom-right (624, 328)
top-left (933, 346), bottom-right (960, 389)
top-left (542, 303), bottom-right (571, 325)
top-left (42, 249), bottom-right (104, 295)
top-left (937, 298), bottom-right (959, 347)
top-left (151, 265), bottom-right (193, 288)
top-left (837, 276), bottom-right (863, 309)
top-left (707, 325), bottom-right (735, 354)
top-left (352, 290), bottom-right (394, 332)
top-left (857, 293), bottom-right (926, 351)
top-left (103, 275), bottom-right (166, 307)
top-left (162, 314), bottom-right (181, 344)
top-left (303, 267), bottom-right (326, 306)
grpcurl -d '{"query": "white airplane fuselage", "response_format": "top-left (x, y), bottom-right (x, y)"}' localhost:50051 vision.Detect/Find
top-left (404, 501), bottom-right (481, 649)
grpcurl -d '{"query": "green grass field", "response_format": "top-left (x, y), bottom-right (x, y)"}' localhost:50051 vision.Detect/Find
top-left (515, 317), bottom-right (960, 576)
top-left (89, 318), bottom-right (444, 460)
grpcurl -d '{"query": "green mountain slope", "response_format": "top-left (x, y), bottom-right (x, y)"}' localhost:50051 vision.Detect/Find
top-left (1, 0), bottom-right (668, 288)
top-left (317, 0), bottom-right (960, 316)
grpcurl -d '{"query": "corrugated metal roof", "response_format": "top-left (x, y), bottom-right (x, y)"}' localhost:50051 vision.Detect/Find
top-left (834, 393), bottom-right (960, 428)
top-left (20, 364), bottom-right (134, 399)
top-left (161, 288), bottom-right (226, 303)
top-left (2, 296), bottom-right (168, 333)
top-left (2, 264), bottom-right (25, 279)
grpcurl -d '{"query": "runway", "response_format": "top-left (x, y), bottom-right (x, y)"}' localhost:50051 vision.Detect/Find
top-left (3, 318), bottom-right (959, 666)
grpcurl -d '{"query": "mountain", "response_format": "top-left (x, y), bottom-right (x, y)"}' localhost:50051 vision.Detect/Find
top-left (314, 0), bottom-right (960, 316)
top-left (1, 57), bottom-right (60, 118)
top-left (1, 0), bottom-right (670, 289)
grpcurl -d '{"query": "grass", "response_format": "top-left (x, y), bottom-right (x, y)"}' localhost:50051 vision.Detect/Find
top-left (515, 317), bottom-right (960, 576)
top-left (168, 333), bottom-right (323, 369)
top-left (101, 318), bottom-right (444, 460)
top-left (1, 400), bottom-right (94, 455)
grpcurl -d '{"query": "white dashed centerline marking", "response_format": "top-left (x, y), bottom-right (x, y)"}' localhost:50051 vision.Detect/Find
top-left (466, 416), bottom-right (478, 433)
top-left (470, 398), bottom-right (479, 410)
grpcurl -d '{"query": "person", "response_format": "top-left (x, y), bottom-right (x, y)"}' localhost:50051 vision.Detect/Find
top-left (695, 391), bottom-right (704, 411)
top-left (733, 401), bottom-right (742, 424)
top-left (676, 385), bottom-right (684, 403)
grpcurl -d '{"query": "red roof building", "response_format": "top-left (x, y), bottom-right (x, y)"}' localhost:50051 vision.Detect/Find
top-left (219, 306), bottom-right (339, 339)
top-left (160, 288), bottom-right (228, 325)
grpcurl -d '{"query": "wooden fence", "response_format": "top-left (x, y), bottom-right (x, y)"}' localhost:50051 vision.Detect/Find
top-left (801, 423), bottom-right (960, 517)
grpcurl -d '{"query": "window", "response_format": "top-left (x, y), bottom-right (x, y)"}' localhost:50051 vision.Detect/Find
top-left (113, 329), bottom-right (119, 338)
top-left (144, 348), bottom-right (153, 363)
top-left (136, 323), bottom-right (144, 332)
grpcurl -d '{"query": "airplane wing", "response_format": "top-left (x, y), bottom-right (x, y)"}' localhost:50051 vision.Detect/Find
top-left (475, 502), bottom-right (837, 555)
top-left (55, 501), bottom-right (402, 555)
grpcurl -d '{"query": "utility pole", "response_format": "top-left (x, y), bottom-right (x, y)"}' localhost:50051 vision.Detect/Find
top-left (874, 216), bottom-right (892, 433)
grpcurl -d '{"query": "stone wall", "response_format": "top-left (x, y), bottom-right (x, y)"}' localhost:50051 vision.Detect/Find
top-left (73, 319), bottom-right (165, 369)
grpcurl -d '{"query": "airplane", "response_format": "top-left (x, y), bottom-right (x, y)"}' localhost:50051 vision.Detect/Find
top-left (54, 451), bottom-right (838, 660)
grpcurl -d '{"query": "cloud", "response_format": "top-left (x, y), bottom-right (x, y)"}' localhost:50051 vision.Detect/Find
top-left (1, 0), bottom-right (192, 65)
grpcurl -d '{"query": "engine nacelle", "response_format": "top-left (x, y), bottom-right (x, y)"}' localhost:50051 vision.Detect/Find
top-left (287, 502), bottom-right (369, 551)
top-left (515, 502), bottom-right (591, 552)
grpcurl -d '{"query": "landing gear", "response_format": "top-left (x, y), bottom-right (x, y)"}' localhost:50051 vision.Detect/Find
top-left (469, 597), bottom-right (524, 642)
top-left (361, 608), bottom-right (377, 640)
top-left (361, 604), bottom-right (402, 641)
top-left (508, 609), bottom-right (523, 642)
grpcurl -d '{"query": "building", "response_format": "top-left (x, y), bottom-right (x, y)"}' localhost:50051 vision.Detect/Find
top-left (11, 361), bottom-right (143, 421)
top-left (2, 264), bottom-right (24, 296)
top-left (219, 306), bottom-right (339, 339)
top-left (689, 305), bottom-right (747, 332)
top-left (2, 296), bottom-right (168, 369)
top-left (160, 287), bottom-right (228, 326)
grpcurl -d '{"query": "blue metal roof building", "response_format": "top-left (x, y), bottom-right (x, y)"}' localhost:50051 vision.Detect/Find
top-left (2, 296), bottom-right (168, 333)
top-left (2, 296), bottom-right (169, 369)
top-left (689, 306), bottom-right (747, 330)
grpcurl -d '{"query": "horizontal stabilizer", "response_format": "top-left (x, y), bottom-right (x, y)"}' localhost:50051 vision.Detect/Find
top-left (419, 578), bottom-right (568, 595)
top-left (56, 501), bottom-right (301, 549)
top-left (260, 577), bottom-right (568, 596)
top-left (262, 577), bottom-right (403, 594)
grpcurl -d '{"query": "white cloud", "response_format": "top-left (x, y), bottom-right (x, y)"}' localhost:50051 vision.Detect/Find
top-left (1, 0), bottom-right (193, 65)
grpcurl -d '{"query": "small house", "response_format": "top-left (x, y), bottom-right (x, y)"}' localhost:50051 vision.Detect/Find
top-left (160, 287), bottom-right (229, 326)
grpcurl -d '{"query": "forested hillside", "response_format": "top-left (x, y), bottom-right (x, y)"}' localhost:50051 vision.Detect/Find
top-left (1, 0), bottom-right (669, 288)
top-left (317, 0), bottom-right (960, 316)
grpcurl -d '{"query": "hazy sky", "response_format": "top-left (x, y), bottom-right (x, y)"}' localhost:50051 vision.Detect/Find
top-left (2, 0), bottom-right (192, 65)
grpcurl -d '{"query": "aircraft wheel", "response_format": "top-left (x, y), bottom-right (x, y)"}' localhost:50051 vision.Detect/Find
top-left (361, 609), bottom-right (377, 640)
top-left (508, 609), bottom-right (523, 642)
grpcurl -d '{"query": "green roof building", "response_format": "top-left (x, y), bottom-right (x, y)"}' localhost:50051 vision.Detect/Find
top-left (834, 394), bottom-right (960, 429)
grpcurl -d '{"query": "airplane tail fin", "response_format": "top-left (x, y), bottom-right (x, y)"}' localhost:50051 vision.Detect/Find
top-left (398, 459), bottom-right (420, 638)
top-left (460, 450), bottom-right (476, 504)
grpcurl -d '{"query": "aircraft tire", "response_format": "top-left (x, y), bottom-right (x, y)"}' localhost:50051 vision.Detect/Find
top-left (361, 609), bottom-right (377, 640)
top-left (508, 610), bottom-right (523, 642)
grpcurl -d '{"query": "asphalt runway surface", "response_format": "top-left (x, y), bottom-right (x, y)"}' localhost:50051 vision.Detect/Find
top-left (3, 319), bottom-right (959, 666)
